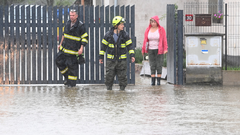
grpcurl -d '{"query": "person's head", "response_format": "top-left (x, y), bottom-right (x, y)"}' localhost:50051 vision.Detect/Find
top-left (150, 18), bottom-right (158, 28)
top-left (112, 16), bottom-right (125, 31)
top-left (69, 9), bottom-right (78, 23)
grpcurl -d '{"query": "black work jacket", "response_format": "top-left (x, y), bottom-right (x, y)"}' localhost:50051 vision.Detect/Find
top-left (61, 18), bottom-right (88, 56)
top-left (99, 27), bottom-right (135, 61)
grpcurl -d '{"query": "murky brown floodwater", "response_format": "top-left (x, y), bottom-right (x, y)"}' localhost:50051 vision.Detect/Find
top-left (1, 83), bottom-right (240, 135)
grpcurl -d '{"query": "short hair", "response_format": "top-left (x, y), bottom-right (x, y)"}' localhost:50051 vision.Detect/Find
top-left (70, 9), bottom-right (78, 14)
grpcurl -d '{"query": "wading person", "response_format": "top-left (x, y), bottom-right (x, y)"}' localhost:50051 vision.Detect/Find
top-left (99, 16), bottom-right (135, 90)
top-left (55, 9), bottom-right (88, 87)
top-left (142, 16), bottom-right (168, 85)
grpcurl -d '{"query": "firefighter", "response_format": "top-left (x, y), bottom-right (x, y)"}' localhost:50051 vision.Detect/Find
top-left (55, 9), bottom-right (88, 87)
top-left (99, 16), bottom-right (135, 90)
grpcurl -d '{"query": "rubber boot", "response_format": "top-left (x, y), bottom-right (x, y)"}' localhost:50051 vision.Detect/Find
top-left (107, 86), bottom-right (112, 90)
top-left (157, 77), bottom-right (161, 85)
top-left (120, 86), bottom-right (125, 91)
top-left (64, 74), bottom-right (68, 85)
top-left (151, 77), bottom-right (156, 86)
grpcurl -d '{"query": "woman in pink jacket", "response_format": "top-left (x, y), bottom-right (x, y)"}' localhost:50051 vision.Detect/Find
top-left (142, 16), bottom-right (168, 85)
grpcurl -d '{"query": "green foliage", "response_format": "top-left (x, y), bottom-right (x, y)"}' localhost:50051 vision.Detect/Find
top-left (222, 67), bottom-right (240, 70)
top-left (55, 0), bottom-right (72, 6)
top-left (135, 48), bottom-right (143, 64)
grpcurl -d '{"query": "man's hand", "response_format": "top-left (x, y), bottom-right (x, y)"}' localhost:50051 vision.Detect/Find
top-left (131, 57), bottom-right (135, 63)
top-left (164, 51), bottom-right (168, 54)
top-left (78, 45), bottom-right (84, 55)
top-left (142, 52), bottom-right (144, 56)
top-left (58, 45), bottom-right (61, 50)
top-left (78, 49), bottom-right (83, 55)
top-left (99, 59), bottom-right (103, 64)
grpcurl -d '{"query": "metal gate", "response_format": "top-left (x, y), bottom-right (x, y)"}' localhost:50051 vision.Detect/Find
top-left (183, 2), bottom-right (240, 70)
top-left (0, 5), bottom-right (136, 84)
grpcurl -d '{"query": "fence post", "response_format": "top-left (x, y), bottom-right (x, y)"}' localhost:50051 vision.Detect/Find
top-left (225, 3), bottom-right (227, 70)
top-left (167, 4), bottom-right (176, 84)
top-left (178, 10), bottom-right (183, 85)
top-left (0, 6), bottom-right (3, 84)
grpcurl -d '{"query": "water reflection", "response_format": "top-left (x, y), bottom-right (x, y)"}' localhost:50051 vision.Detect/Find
top-left (0, 85), bottom-right (240, 134)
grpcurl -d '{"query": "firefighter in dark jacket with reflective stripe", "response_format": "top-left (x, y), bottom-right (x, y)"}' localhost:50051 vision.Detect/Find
top-left (55, 9), bottom-right (88, 87)
top-left (99, 16), bottom-right (135, 90)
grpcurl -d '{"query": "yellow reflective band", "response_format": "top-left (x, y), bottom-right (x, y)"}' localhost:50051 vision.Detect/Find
top-left (60, 46), bottom-right (78, 55)
top-left (121, 44), bottom-right (126, 48)
top-left (82, 38), bottom-right (88, 43)
top-left (108, 44), bottom-right (114, 48)
top-left (60, 46), bottom-right (64, 51)
top-left (119, 54), bottom-right (127, 59)
top-left (81, 32), bottom-right (88, 38)
top-left (100, 50), bottom-right (105, 55)
top-left (126, 39), bottom-right (132, 45)
top-left (107, 54), bottom-right (114, 59)
top-left (129, 50), bottom-right (134, 54)
top-left (102, 39), bottom-right (109, 45)
top-left (61, 67), bottom-right (68, 74)
top-left (64, 33), bottom-right (81, 41)
top-left (63, 48), bottom-right (78, 55)
top-left (68, 75), bottom-right (77, 80)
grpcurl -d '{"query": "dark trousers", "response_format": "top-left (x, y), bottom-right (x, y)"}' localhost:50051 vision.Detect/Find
top-left (55, 52), bottom-right (78, 86)
top-left (105, 60), bottom-right (127, 87)
top-left (148, 49), bottom-right (164, 75)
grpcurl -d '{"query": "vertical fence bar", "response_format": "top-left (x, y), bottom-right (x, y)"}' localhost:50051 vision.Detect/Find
top-left (125, 5), bottom-right (130, 84)
top-left (178, 10), bottom-right (183, 85)
top-left (5, 6), bottom-right (9, 84)
top-left (0, 6), bottom-right (3, 84)
top-left (43, 6), bottom-right (47, 84)
top-left (32, 6), bottom-right (36, 84)
top-left (53, 6), bottom-right (58, 83)
top-left (167, 4), bottom-right (176, 84)
top-left (100, 5), bottom-right (104, 83)
top-left (85, 6), bottom-right (90, 83)
top-left (131, 5), bottom-right (135, 84)
top-left (16, 5), bottom-right (20, 84)
top-left (20, 5), bottom-right (25, 84)
top-left (79, 5), bottom-right (85, 84)
top-left (58, 6), bottom-right (64, 84)
top-left (95, 6), bottom-right (100, 83)
top-left (225, 3), bottom-right (227, 70)
top-left (26, 5), bottom-right (31, 84)
top-left (90, 6), bottom-right (94, 84)
top-left (37, 6), bottom-right (41, 83)
top-left (48, 6), bottom-right (53, 84)
top-left (115, 5), bottom-right (119, 16)
top-left (10, 5), bottom-right (14, 84)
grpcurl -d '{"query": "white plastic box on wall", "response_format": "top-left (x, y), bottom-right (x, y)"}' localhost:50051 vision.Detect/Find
top-left (185, 33), bottom-right (225, 84)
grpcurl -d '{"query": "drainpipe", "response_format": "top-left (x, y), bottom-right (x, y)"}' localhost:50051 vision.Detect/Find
top-left (114, 0), bottom-right (118, 16)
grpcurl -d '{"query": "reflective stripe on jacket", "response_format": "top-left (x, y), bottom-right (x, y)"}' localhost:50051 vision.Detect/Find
top-left (99, 27), bottom-right (135, 61)
top-left (62, 18), bottom-right (88, 55)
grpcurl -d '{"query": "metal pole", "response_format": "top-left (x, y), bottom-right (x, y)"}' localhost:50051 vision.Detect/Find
top-left (178, 10), bottom-right (183, 85)
top-left (114, 0), bottom-right (117, 16)
top-left (225, 3), bottom-right (227, 70)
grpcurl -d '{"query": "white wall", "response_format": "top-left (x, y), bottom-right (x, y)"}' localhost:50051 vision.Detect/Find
top-left (93, 0), bottom-right (240, 49)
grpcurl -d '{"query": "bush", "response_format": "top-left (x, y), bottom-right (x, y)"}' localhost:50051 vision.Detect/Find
top-left (135, 48), bottom-right (143, 64)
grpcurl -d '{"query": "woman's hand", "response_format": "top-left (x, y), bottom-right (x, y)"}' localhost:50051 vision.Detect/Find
top-left (131, 57), bottom-right (135, 63)
top-left (164, 51), bottom-right (168, 54)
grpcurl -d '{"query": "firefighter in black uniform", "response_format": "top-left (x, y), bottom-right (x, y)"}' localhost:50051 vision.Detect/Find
top-left (99, 16), bottom-right (135, 90)
top-left (55, 9), bottom-right (88, 87)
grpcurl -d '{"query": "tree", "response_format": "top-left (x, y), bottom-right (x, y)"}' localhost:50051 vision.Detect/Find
top-left (0, 0), bottom-right (24, 6)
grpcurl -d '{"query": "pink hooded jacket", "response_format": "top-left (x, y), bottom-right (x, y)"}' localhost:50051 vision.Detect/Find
top-left (142, 16), bottom-right (168, 54)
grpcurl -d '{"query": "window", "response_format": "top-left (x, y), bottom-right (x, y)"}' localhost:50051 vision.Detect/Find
top-left (208, 0), bottom-right (223, 15)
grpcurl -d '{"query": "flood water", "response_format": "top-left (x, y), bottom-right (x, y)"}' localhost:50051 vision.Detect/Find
top-left (1, 82), bottom-right (240, 134)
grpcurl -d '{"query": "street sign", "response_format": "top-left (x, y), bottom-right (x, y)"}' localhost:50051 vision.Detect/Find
top-left (185, 14), bottom-right (193, 21)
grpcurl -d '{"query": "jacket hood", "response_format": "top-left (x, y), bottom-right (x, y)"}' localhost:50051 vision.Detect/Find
top-left (150, 15), bottom-right (160, 27)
